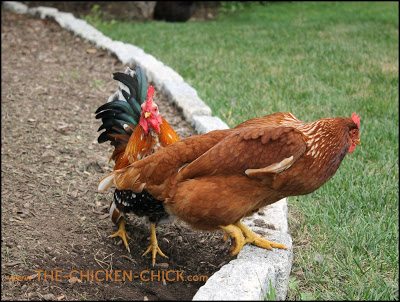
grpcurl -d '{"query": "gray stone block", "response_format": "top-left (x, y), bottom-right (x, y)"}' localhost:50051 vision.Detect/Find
top-left (194, 231), bottom-right (292, 301)
top-left (93, 35), bottom-right (114, 50)
top-left (66, 19), bottom-right (99, 40)
top-left (243, 198), bottom-right (289, 234)
top-left (3, 1), bottom-right (28, 14)
top-left (53, 12), bottom-right (75, 28)
top-left (192, 115), bottom-right (230, 134)
top-left (193, 259), bottom-right (276, 301)
top-left (28, 6), bottom-right (59, 19)
top-left (163, 81), bottom-right (212, 122)
top-left (237, 231), bottom-right (293, 301)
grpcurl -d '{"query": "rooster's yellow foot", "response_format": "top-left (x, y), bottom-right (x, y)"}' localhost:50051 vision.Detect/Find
top-left (109, 218), bottom-right (131, 253)
top-left (142, 223), bottom-right (168, 267)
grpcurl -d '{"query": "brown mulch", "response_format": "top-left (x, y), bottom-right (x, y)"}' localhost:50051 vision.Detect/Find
top-left (1, 10), bottom-right (233, 301)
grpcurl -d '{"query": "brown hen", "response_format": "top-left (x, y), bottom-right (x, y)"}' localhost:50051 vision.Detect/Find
top-left (99, 112), bottom-right (361, 255)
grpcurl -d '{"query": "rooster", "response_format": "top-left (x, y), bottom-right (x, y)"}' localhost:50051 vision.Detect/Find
top-left (95, 66), bottom-right (179, 265)
top-left (98, 111), bottom-right (361, 256)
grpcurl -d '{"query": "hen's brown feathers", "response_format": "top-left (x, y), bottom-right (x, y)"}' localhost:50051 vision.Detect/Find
top-left (234, 112), bottom-right (299, 129)
top-left (176, 126), bottom-right (306, 182)
top-left (164, 175), bottom-right (273, 230)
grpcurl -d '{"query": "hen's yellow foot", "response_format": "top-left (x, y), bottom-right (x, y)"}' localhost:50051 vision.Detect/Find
top-left (142, 223), bottom-right (168, 267)
top-left (220, 224), bottom-right (246, 256)
top-left (109, 218), bottom-right (131, 253)
top-left (222, 230), bottom-right (231, 242)
top-left (235, 221), bottom-right (287, 250)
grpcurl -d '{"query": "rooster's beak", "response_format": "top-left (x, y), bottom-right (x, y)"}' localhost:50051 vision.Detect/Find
top-left (355, 138), bottom-right (361, 145)
top-left (144, 112), bottom-right (151, 119)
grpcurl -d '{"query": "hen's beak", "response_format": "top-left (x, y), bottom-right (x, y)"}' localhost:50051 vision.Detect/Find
top-left (355, 138), bottom-right (361, 145)
top-left (144, 112), bottom-right (151, 119)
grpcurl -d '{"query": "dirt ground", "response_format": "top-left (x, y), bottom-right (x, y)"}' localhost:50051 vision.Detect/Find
top-left (1, 10), bottom-right (233, 300)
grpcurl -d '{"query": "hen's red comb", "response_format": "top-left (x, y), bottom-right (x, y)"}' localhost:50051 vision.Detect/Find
top-left (351, 112), bottom-right (360, 129)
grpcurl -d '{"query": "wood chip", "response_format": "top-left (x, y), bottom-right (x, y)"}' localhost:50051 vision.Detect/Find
top-left (42, 293), bottom-right (56, 300)
top-left (10, 217), bottom-right (24, 222)
top-left (68, 276), bottom-right (82, 284)
top-left (156, 262), bottom-right (169, 269)
top-left (4, 261), bottom-right (23, 267)
top-left (86, 48), bottom-right (97, 54)
top-left (98, 213), bottom-right (110, 220)
top-left (27, 273), bottom-right (38, 280)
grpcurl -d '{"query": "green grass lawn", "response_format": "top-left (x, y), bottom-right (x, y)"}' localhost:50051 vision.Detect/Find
top-left (86, 2), bottom-right (399, 300)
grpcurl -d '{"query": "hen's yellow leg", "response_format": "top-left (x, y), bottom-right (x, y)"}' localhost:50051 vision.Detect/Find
top-left (109, 217), bottom-right (131, 253)
top-left (235, 221), bottom-right (287, 250)
top-left (220, 224), bottom-right (246, 256)
top-left (142, 223), bottom-right (168, 267)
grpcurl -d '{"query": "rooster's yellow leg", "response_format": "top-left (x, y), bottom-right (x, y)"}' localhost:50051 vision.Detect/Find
top-left (109, 217), bottom-right (131, 253)
top-left (220, 224), bottom-right (246, 256)
top-left (235, 221), bottom-right (287, 250)
top-left (142, 223), bottom-right (168, 267)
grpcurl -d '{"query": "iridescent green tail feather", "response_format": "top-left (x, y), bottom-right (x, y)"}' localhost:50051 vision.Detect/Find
top-left (95, 66), bottom-right (148, 148)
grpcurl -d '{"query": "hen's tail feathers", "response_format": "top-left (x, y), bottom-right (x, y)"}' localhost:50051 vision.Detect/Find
top-left (95, 66), bottom-right (148, 153)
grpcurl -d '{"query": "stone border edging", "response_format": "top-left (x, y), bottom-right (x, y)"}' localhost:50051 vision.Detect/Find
top-left (3, 2), bottom-right (293, 300)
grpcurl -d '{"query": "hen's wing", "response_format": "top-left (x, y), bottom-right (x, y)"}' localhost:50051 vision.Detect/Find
top-left (234, 112), bottom-right (300, 129)
top-left (176, 126), bottom-right (307, 185)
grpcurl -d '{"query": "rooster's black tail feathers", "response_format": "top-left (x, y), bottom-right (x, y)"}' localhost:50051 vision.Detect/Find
top-left (95, 66), bottom-right (148, 148)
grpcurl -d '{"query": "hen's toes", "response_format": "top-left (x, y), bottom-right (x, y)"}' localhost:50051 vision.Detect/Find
top-left (250, 236), bottom-right (287, 250)
top-left (236, 221), bottom-right (287, 250)
top-left (220, 224), bottom-right (246, 256)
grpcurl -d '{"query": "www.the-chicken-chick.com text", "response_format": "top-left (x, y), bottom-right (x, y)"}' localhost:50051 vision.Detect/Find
top-left (6, 269), bottom-right (209, 283)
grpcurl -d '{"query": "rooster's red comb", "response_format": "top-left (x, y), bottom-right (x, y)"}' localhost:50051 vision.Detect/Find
top-left (351, 112), bottom-right (360, 129)
top-left (146, 85), bottom-right (155, 101)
